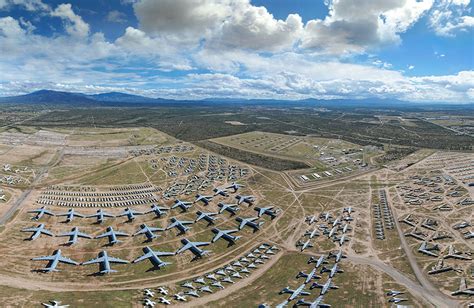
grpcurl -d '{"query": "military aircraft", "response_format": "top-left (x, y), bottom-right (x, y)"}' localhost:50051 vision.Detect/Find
top-left (82, 250), bottom-right (129, 274)
top-left (195, 211), bottom-right (219, 225)
top-left (158, 297), bottom-right (171, 305)
top-left (200, 286), bottom-right (213, 293)
top-left (404, 227), bottom-right (427, 241)
top-left (41, 301), bottom-right (70, 308)
top-left (174, 294), bottom-right (187, 301)
top-left (144, 289), bottom-right (155, 297)
top-left (133, 246), bottom-right (174, 269)
top-left (386, 290), bottom-right (404, 297)
top-left (184, 290), bottom-right (200, 298)
top-left (297, 268), bottom-right (321, 284)
top-left (28, 206), bottom-right (55, 220)
top-left (171, 199), bottom-right (193, 212)
top-left (389, 298), bottom-right (408, 303)
top-left (325, 226), bottom-right (338, 239)
top-left (0, 195), bottom-right (6, 202)
top-left (334, 234), bottom-right (350, 246)
top-left (330, 218), bottom-right (341, 228)
top-left (176, 238), bottom-right (211, 259)
top-left (296, 295), bottom-right (331, 307)
top-left (217, 202), bottom-right (240, 215)
top-left (117, 207), bottom-right (144, 222)
top-left (321, 263), bottom-right (343, 278)
top-left (133, 224), bottom-right (164, 241)
top-left (181, 282), bottom-right (195, 289)
top-left (86, 209), bottom-right (114, 224)
top-left (57, 208), bottom-right (84, 223)
top-left (399, 214), bottom-right (417, 227)
top-left (57, 227), bottom-right (92, 245)
top-left (305, 229), bottom-right (320, 239)
top-left (308, 255), bottom-right (328, 268)
top-left (212, 281), bottom-right (224, 289)
top-left (213, 187), bottom-right (229, 197)
top-left (296, 239), bottom-right (313, 252)
top-left (235, 195), bottom-right (255, 205)
top-left (236, 216), bottom-right (264, 232)
top-left (343, 207), bottom-right (354, 215)
top-left (464, 230), bottom-right (474, 239)
top-left (21, 223), bottom-right (54, 240)
top-left (329, 250), bottom-right (347, 263)
top-left (310, 278), bottom-right (339, 295)
top-left (143, 298), bottom-right (156, 307)
top-left (451, 277), bottom-right (474, 296)
top-left (280, 284), bottom-right (311, 301)
top-left (340, 224), bottom-right (351, 234)
top-left (95, 226), bottom-right (129, 245)
top-left (211, 228), bottom-right (241, 245)
top-left (32, 249), bottom-right (78, 272)
top-left (254, 206), bottom-right (278, 219)
top-left (320, 212), bottom-right (332, 221)
top-left (306, 215), bottom-right (318, 225)
top-left (418, 241), bottom-right (439, 257)
top-left (428, 259), bottom-right (454, 275)
top-left (194, 194), bottom-right (213, 205)
top-left (444, 245), bottom-right (472, 260)
top-left (157, 287), bottom-right (168, 295)
top-left (226, 182), bottom-right (244, 192)
top-left (166, 217), bottom-right (193, 234)
top-left (146, 204), bottom-right (170, 218)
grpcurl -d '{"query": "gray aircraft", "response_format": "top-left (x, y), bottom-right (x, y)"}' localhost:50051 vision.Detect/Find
top-left (297, 267), bottom-right (321, 284)
top-left (82, 250), bottom-right (129, 274)
top-left (195, 211), bottom-right (219, 225)
top-left (310, 278), bottom-right (339, 295)
top-left (297, 239), bottom-right (313, 252)
top-left (96, 226), bottom-right (129, 245)
top-left (57, 209), bottom-right (84, 223)
top-left (320, 212), bottom-right (332, 221)
top-left (305, 229), bottom-right (320, 239)
top-left (146, 204), bottom-right (170, 218)
top-left (329, 249), bottom-right (347, 263)
top-left (57, 227), bottom-right (92, 245)
top-left (236, 216), bottom-right (264, 232)
top-left (386, 290), bottom-right (404, 296)
top-left (118, 207), bottom-right (144, 222)
top-left (321, 263), bottom-right (343, 278)
top-left (389, 298), bottom-right (408, 303)
top-left (343, 207), bottom-right (354, 215)
top-left (172, 199), bottom-right (193, 212)
top-left (254, 206), bottom-right (278, 219)
top-left (280, 284), bottom-right (310, 301)
top-left (175, 238), bottom-right (211, 259)
top-left (428, 259), bottom-right (454, 275)
top-left (226, 182), bottom-right (244, 192)
top-left (134, 224), bottom-right (164, 241)
top-left (87, 209), bottom-right (114, 224)
top-left (32, 249), bottom-right (78, 272)
top-left (334, 234), bottom-right (349, 246)
top-left (166, 217), bottom-right (193, 234)
top-left (235, 195), bottom-right (255, 205)
top-left (306, 215), bottom-right (318, 225)
top-left (21, 223), bottom-right (54, 240)
top-left (194, 194), bottom-right (213, 205)
top-left (132, 246), bottom-right (174, 269)
top-left (451, 278), bottom-right (474, 296)
top-left (404, 228), bottom-right (427, 241)
top-left (28, 206), bottom-right (55, 220)
top-left (296, 295), bottom-right (331, 307)
top-left (418, 241), bottom-right (439, 257)
top-left (444, 245), bottom-right (472, 260)
top-left (41, 300), bottom-right (70, 308)
top-left (308, 255), bottom-right (328, 268)
top-left (464, 230), bottom-right (474, 239)
top-left (400, 215), bottom-right (417, 227)
top-left (213, 187), bottom-right (229, 197)
top-left (340, 224), bottom-right (351, 234)
top-left (217, 202), bottom-right (240, 215)
top-left (211, 228), bottom-right (241, 245)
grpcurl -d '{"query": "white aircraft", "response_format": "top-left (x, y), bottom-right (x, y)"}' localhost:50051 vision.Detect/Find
top-left (143, 298), bottom-right (156, 307)
top-left (144, 289), bottom-right (155, 297)
top-left (296, 295), bottom-right (331, 307)
top-left (311, 278), bottom-right (339, 295)
top-left (41, 301), bottom-right (69, 308)
top-left (235, 195), bottom-right (255, 205)
top-left (280, 284), bottom-right (311, 301)
top-left (297, 239), bottom-right (313, 252)
top-left (297, 267), bottom-right (321, 284)
top-left (226, 182), bottom-right (244, 192)
top-left (321, 263), bottom-right (343, 278)
top-left (21, 223), bottom-right (54, 241)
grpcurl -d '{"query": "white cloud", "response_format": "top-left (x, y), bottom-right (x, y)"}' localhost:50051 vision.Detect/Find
top-left (51, 3), bottom-right (90, 38)
top-left (0, 0), bottom-right (49, 11)
top-left (429, 0), bottom-right (474, 36)
top-left (107, 10), bottom-right (127, 23)
top-left (408, 65), bottom-right (415, 70)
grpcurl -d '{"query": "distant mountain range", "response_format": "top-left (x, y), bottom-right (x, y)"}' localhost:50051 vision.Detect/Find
top-left (0, 89), bottom-right (470, 108)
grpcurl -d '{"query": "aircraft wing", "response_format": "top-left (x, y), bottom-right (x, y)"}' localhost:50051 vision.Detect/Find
top-left (82, 256), bottom-right (105, 265)
top-left (115, 231), bottom-right (129, 236)
top-left (212, 231), bottom-right (223, 242)
top-left (57, 231), bottom-right (73, 237)
top-left (108, 256), bottom-right (129, 264)
top-left (239, 220), bottom-right (247, 230)
top-left (103, 213), bottom-right (114, 217)
top-left (193, 241), bottom-right (210, 247)
top-left (176, 243), bottom-right (192, 254)
top-left (181, 220), bottom-right (194, 225)
top-left (86, 213), bottom-right (99, 218)
top-left (44, 210), bottom-right (55, 216)
top-left (59, 256), bottom-right (79, 265)
top-left (32, 255), bottom-right (56, 261)
top-left (133, 251), bottom-right (153, 263)
top-left (22, 227), bottom-right (39, 232)
top-left (77, 231), bottom-right (92, 238)
top-left (134, 228), bottom-right (147, 235)
top-left (95, 231), bottom-right (112, 238)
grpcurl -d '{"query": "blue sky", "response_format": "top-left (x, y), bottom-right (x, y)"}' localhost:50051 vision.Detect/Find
top-left (0, 0), bottom-right (473, 102)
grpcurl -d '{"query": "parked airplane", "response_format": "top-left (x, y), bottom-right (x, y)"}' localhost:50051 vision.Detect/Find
top-left (297, 268), bottom-right (321, 284)
top-left (133, 246), bottom-right (174, 269)
top-left (213, 187), bottom-right (229, 197)
top-left (236, 217), bottom-right (264, 232)
top-left (194, 194), bottom-right (213, 205)
top-left (146, 204), bottom-right (169, 218)
top-left (329, 250), bottom-right (347, 263)
top-left (21, 223), bottom-right (53, 240)
top-left (306, 215), bottom-right (318, 225)
top-left (144, 289), bottom-right (155, 297)
top-left (28, 206), bottom-right (55, 220)
top-left (226, 182), bottom-right (244, 192)
top-left (176, 238), bottom-right (211, 259)
top-left (389, 298), bottom-right (408, 303)
top-left (95, 226), bottom-right (129, 245)
top-left (310, 278), bottom-right (339, 295)
top-left (143, 298), bottom-right (156, 307)
top-left (321, 263), bottom-right (343, 278)
top-left (386, 290), bottom-right (404, 297)
top-left (343, 207), bottom-right (354, 215)
top-left (444, 245), bottom-right (472, 260)
top-left (464, 230), bottom-right (474, 239)
top-left (41, 301), bottom-right (69, 308)
top-left (325, 226), bottom-right (338, 238)
top-left (334, 234), bottom-right (350, 246)
top-left (428, 259), bottom-right (454, 275)
top-left (235, 195), bottom-right (255, 205)
top-left (57, 227), bottom-right (92, 245)
top-left (32, 249), bottom-right (78, 272)
top-left (296, 239), bottom-right (313, 252)
top-left (217, 202), bottom-right (240, 215)
top-left (280, 284), bottom-right (311, 301)
top-left (451, 277), bottom-right (474, 296)
top-left (305, 228), bottom-right (320, 239)
top-left (82, 250), bottom-right (129, 274)
top-left (172, 199), bottom-right (193, 212)
top-left (308, 255), bottom-right (328, 268)
top-left (418, 241), bottom-right (439, 257)
top-left (118, 207), bottom-right (144, 221)
top-left (133, 224), bottom-right (164, 241)
top-left (174, 294), bottom-right (187, 301)
top-left (399, 214), bottom-right (417, 227)
top-left (195, 211), bottom-right (219, 225)
top-left (87, 209), bottom-right (114, 224)
top-left (320, 212), bottom-right (332, 221)
top-left (158, 297), bottom-right (171, 305)
top-left (296, 295), bottom-right (331, 307)
top-left (340, 224), bottom-right (352, 234)
top-left (254, 206), bottom-right (278, 219)
top-left (166, 217), bottom-right (193, 234)
top-left (57, 208), bottom-right (84, 223)
top-left (0, 195), bottom-right (5, 202)
top-left (211, 228), bottom-right (241, 245)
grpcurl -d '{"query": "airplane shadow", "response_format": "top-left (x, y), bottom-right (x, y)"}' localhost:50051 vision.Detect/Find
top-left (60, 242), bottom-right (73, 247)
top-left (87, 271), bottom-right (105, 277)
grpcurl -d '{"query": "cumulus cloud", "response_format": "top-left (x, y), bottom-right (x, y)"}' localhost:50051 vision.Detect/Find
top-left (51, 3), bottom-right (90, 38)
top-left (429, 0), bottom-right (474, 36)
top-left (0, 0), bottom-right (49, 11)
top-left (107, 10), bottom-right (127, 23)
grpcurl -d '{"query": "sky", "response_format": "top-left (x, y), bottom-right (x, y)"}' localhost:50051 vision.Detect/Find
top-left (0, 0), bottom-right (473, 102)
